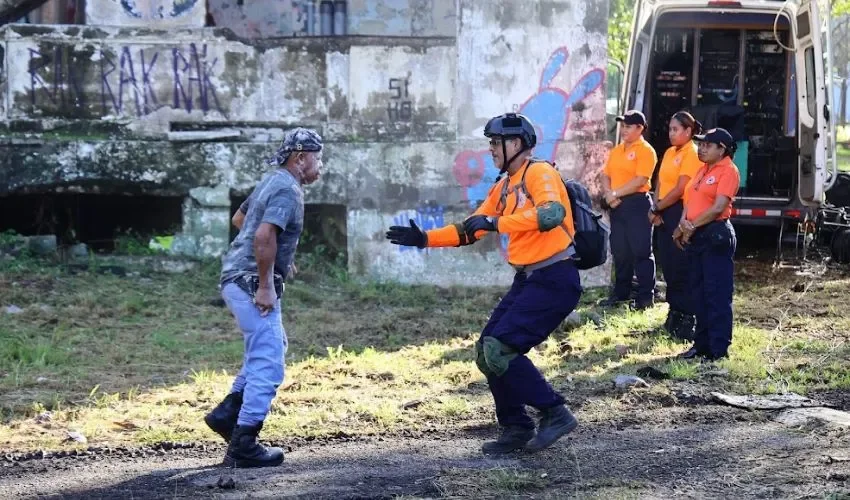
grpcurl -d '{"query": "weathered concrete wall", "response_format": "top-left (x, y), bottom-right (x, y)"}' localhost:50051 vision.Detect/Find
top-left (359, 0), bottom-right (612, 286)
top-left (86, 0), bottom-right (206, 28)
top-left (0, 0), bottom-right (611, 288)
top-left (207, 0), bottom-right (456, 38)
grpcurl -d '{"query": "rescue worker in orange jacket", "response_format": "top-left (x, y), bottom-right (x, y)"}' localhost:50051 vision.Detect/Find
top-left (386, 113), bottom-right (582, 454)
top-left (674, 128), bottom-right (740, 361)
top-left (650, 111), bottom-right (703, 339)
top-left (601, 110), bottom-right (658, 309)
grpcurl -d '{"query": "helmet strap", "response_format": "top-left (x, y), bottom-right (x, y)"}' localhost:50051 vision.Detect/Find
top-left (495, 137), bottom-right (527, 182)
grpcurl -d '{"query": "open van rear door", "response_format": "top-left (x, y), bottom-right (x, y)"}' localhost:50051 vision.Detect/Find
top-left (795, 0), bottom-right (830, 205)
top-left (621, 0), bottom-right (656, 115)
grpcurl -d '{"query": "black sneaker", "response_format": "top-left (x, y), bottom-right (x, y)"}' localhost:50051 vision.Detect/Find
top-left (664, 309), bottom-right (680, 333)
top-left (599, 296), bottom-right (630, 308)
top-left (481, 426), bottom-right (535, 455)
top-left (632, 299), bottom-right (654, 311)
top-left (678, 346), bottom-right (705, 360)
top-left (223, 423), bottom-right (284, 468)
top-left (672, 314), bottom-right (696, 341)
top-left (525, 405), bottom-right (578, 452)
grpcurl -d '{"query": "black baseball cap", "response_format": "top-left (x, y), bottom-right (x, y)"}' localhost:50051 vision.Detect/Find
top-left (694, 128), bottom-right (734, 150)
top-left (615, 110), bottom-right (647, 127)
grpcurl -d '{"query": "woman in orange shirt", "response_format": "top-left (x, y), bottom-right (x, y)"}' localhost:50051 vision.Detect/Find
top-left (601, 110), bottom-right (658, 309)
top-left (650, 111), bottom-right (702, 339)
top-left (674, 128), bottom-right (740, 361)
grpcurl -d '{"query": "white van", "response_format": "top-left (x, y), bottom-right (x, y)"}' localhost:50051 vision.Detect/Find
top-left (620, 0), bottom-right (838, 233)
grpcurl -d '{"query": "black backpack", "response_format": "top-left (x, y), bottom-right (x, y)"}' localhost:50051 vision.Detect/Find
top-left (562, 177), bottom-right (609, 270)
top-left (511, 161), bottom-right (609, 270)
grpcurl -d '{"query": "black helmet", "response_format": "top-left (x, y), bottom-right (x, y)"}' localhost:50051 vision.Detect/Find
top-left (483, 113), bottom-right (537, 149)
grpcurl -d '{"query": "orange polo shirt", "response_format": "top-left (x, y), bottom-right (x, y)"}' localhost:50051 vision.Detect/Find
top-left (657, 141), bottom-right (701, 199)
top-left (425, 159), bottom-right (575, 266)
top-left (685, 157), bottom-right (740, 222)
top-left (603, 137), bottom-right (657, 193)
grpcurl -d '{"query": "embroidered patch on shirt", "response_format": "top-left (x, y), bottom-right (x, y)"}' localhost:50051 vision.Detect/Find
top-left (627, 151), bottom-right (637, 161)
top-left (706, 176), bottom-right (717, 185)
top-left (674, 156), bottom-right (682, 166)
top-left (516, 190), bottom-right (528, 209)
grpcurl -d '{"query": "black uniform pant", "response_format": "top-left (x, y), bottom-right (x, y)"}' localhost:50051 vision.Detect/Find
top-left (657, 201), bottom-right (693, 315)
top-left (610, 193), bottom-right (656, 304)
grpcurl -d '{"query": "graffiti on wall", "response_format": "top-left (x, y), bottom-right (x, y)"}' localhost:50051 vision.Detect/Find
top-left (392, 204), bottom-right (445, 253)
top-left (387, 77), bottom-right (413, 122)
top-left (453, 47), bottom-right (606, 207)
top-left (119, 0), bottom-right (200, 19)
top-left (26, 43), bottom-right (224, 117)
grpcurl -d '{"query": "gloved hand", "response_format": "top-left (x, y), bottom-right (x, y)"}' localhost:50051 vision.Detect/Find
top-left (463, 215), bottom-right (497, 237)
top-left (386, 219), bottom-right (427, 248)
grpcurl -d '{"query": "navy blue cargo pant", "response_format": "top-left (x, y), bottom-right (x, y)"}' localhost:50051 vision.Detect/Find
top-left (687, 220), bottom-right (736, 358)
top-left (480, 260), bottom-right (582, 430)
top-left (657, 201), bottom-right (693, 315)
top-left (610, 193), bottom-right (656, 304)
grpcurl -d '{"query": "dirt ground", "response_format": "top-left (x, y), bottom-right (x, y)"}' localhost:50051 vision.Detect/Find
top-left (2, 234), bottom-right (850, 498)
top-left (3, 395), bottom-right (850, 499)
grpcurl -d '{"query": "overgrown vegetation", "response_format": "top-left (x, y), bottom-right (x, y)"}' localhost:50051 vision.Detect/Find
top-left (1, 236), bottom-right (849, 458)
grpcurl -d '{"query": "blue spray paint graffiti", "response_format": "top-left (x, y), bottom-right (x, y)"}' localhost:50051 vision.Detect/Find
top-left (452, 47), bottom-right (605, 255)
top-left (393, 205), bottom-right (445, 253)
top-left (120, 0), bottom-right (200, 19)
top-left (453, 47), bottom-right (605, 207)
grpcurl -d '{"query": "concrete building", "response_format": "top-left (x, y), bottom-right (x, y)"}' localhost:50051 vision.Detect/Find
top-left (0, 0), bottom-right (612, 287)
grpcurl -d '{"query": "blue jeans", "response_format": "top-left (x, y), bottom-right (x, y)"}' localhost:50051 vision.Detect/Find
top-left (221, 282), bottom-right (287, 426)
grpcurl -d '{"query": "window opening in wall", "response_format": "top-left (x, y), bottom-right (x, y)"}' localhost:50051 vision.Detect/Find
top-left (10, 0), bottom-right (84, 25)
top-left (0, 193), bottom-right (183, 253)
top-left (229, 196), bottom-right (347, 272)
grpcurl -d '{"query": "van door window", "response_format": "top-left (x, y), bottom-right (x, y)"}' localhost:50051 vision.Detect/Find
top-left (805, 47), bottom-right (817, 118)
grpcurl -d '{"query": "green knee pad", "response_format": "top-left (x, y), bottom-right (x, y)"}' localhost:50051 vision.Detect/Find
top-left (481, 337), bottom-right (518, 377)
top-left (475, 340), bottom-right (492, 377)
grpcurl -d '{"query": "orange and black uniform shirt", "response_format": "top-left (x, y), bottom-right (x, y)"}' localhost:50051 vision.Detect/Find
top-left (603, 137), bottom-right (657, 193)
top-left (657, 141), bottom-right (701, 201)
top-left (425, 159), bottom-right (575, 267)
top-left (684, 156), bottom-right (741, 222)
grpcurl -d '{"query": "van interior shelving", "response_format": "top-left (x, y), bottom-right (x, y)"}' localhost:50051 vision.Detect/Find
top-left (645, 12), bottom-right (796, 200)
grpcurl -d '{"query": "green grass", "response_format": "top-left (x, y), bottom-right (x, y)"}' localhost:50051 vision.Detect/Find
top-left (1, 246), bottom-right (850, 452)
top-left (838, 145), bottom-right (850, 172)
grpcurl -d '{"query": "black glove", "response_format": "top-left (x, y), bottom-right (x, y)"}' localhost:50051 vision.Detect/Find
top-left (386, 219), bottom-right (427, 248)
top-left (463, 215), bottom-right (497, 237)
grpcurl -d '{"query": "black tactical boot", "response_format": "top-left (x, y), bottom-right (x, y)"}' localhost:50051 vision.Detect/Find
top-left (223, 423), bottom-right (284, 468)
top-left (525, 405), bottom-right (578, 452)
top-left (481, 426), bottom-right (535, 455)
top-left (204, 391), bottom-right (243, 443)
top-left (673, 313), bottom-right (696, 341)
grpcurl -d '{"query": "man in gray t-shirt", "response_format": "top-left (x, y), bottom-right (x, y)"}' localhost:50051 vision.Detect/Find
top-left (205, 127), bottom-right (323, 469)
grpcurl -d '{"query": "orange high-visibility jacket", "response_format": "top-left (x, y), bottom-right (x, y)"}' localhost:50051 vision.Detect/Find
top-left (425, 159), bottom-right (575, 267)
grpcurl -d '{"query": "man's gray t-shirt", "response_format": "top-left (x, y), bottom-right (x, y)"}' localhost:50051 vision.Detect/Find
top-left (220, 169), bottom-right (304, 285)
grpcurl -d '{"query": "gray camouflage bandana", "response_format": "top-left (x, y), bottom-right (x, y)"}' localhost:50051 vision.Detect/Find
top-left (266, 127), bottom-right (324, 167)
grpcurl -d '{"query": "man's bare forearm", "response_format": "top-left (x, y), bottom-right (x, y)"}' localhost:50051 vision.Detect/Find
top-left (254, 234), bottom-right (277, 289)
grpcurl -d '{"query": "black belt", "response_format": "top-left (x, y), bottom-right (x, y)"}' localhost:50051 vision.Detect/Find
top-left (224, 272), bottom-right (284, 299)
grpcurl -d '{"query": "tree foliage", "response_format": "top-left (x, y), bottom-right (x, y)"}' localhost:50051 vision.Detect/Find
top-left (608, 0), bottom-right (636, 65)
